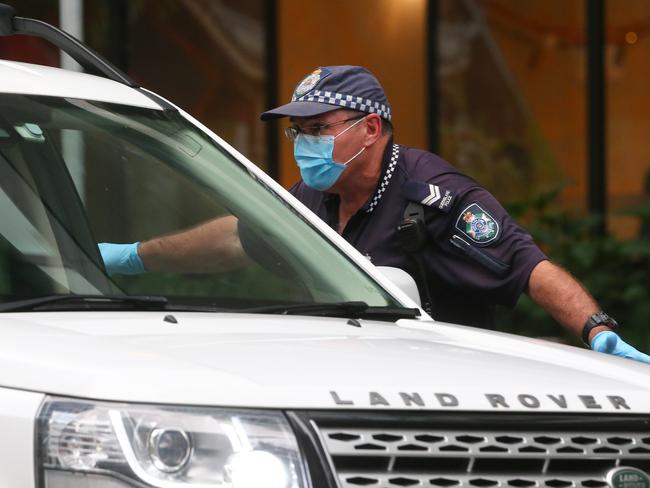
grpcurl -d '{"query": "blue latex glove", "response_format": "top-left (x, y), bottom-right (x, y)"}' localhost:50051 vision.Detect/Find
top-left (591, 331), bottom-right (650, 364)
top-left (98, 242), bottom-right (146, 276)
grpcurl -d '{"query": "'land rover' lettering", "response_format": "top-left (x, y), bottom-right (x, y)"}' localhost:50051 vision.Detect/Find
top-left (485, 394), bottom-right (509, 408)
top-left (606, 467), bottom-right (650, 488)
top-left (518, 394), bottom-right (541, 409)
top-left (435, 393), bottom-right (459, 407)
top-left (328, 391), bottom-right (632, 410)
top-left (330, 391), bottom-right (354, 405)
top-left (579, 395), bottom-right (603, 409)
top-left (400, 392), bottom-right (425, 407)
top-left (369, 391), bottom-right (390, 406)
top-left (547, 394), bottom-right (568, 408)
top-left (607, 396), bottom-right (631, 410)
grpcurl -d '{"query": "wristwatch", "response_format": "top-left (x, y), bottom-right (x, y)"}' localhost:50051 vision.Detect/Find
top-left (582, 312), bottom-right (619, 346)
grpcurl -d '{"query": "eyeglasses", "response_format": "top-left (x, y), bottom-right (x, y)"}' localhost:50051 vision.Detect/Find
top-left (284, 115), bottom-right (365, 142)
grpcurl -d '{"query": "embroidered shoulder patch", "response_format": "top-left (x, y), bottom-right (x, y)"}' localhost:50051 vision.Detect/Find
top-left (455, 203), bottom-right (500, 244)
top-left (402, 180), bottom-right (455, 213)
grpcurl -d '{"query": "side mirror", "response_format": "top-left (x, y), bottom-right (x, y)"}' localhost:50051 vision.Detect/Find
top-left (376, 266), bottom-right (421, 306)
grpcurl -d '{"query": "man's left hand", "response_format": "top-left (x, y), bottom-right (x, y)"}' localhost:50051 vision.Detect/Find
top-left (591, 331), bottom-right (650, 364)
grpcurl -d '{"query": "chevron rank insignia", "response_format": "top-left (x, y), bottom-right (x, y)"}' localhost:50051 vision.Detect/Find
top-left (402, 180), bottom-right (454, 213)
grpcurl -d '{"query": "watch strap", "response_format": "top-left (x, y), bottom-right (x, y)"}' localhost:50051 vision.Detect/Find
top-left (582, 312), bottom-right (619, 346)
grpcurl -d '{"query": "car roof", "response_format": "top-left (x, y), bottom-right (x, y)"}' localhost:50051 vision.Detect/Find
top-left (0, 60), bottom-right (162, 110)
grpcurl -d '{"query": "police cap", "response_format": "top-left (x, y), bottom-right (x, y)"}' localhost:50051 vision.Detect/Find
top-left (260, 65), bottom-right (392, 122)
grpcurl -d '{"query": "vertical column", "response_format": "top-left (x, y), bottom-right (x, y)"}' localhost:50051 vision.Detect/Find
top-left (587, 0), bottom-right (606, 234)
top-left (265, 0), bottom-right (279, 181)
top-left (59, 0), bottom-right (85, 202)
top-left (107, 0), bottom-right (128, 72)
top-left (426, 0), bottom-right (439, 154)
top-left (59, 0), bottom-right (83, 71)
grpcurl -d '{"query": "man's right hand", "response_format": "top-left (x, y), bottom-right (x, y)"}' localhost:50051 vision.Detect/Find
top-left (98, 242), bottom-right (146, 276)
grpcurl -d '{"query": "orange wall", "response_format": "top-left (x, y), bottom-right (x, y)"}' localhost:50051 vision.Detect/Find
top-left (606, 10), bottom-right (650, 237)
top-left (486, 0), bottom-right (650, 237)
top-left (487, 1), bottom-right (587, 210)
top-left (277, 0), bottom-right (427, 187)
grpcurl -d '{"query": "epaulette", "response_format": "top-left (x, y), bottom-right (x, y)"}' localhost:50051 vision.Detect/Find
top-left (402, 180), bottom-right (454, 213)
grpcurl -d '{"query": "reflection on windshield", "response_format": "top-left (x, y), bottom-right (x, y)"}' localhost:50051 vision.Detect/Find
top-left (0, 94), bottom-right (400, 310)
top-left (0, 115), bottom-right (116, 298)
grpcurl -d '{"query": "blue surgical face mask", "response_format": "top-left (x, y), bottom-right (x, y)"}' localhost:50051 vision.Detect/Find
top-left (294, 117), bottom-right (366, 191)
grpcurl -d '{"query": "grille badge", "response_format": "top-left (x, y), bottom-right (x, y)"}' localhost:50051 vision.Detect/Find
top-left (606, 467), bottom-right (650, 488)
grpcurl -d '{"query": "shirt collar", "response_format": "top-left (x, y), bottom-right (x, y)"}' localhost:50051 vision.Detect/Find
top-left (322, 138), bottom-right (400, 214)
top-left (362, 138), bottom-right (399, 214)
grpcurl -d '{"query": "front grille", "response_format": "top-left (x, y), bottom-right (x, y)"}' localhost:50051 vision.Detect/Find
top-left (309, 416), bottom-right (650, 488)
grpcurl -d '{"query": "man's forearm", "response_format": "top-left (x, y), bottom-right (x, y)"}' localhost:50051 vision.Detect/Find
top-left (526, 260), bottom-right (610, 342)
top-left (138, 215), bottom-right (250, 273)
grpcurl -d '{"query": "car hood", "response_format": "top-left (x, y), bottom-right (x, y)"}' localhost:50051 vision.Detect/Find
top-left (1, 311), bottom-right (649, 412)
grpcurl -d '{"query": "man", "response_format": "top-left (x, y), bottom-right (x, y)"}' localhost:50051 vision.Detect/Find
top-left (100, 65), bottom-right (649, 364)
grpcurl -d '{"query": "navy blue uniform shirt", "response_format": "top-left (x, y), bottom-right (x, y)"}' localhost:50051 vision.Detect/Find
top-left (289, 140), bottom-right (548, 328)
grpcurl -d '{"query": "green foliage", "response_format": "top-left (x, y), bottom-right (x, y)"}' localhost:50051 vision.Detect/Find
top-left (495, 184), bottom-right (650, 351)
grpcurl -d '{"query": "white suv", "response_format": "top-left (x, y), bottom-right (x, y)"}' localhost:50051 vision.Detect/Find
top-left (0, 5), bottom-right (649, 488)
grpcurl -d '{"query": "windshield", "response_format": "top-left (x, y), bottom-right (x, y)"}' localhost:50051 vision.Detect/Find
top-left (0, 94), bottom-right (401, 311)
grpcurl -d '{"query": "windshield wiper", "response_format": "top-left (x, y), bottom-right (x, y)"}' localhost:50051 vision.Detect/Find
top-left (239, 301), bottom-right (420, 322)
top-left (0, 296), bottom-right (421, 320)
top-left (0, 294), bottom-right (169, 312)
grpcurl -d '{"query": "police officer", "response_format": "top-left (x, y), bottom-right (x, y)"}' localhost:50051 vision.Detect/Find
top-left (100, 65), bottom-right (650, 364)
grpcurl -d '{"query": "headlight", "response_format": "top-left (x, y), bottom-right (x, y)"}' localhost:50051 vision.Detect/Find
top-left (37, 397), bottom-right (308, 488)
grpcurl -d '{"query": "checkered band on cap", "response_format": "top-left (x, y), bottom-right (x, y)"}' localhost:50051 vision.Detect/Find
top-left (366, 144), bottom-right (399, 213)
top-left (292, 90), bottom-right (392, 122)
